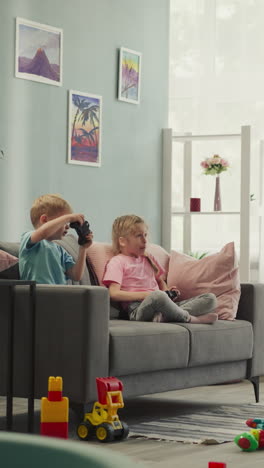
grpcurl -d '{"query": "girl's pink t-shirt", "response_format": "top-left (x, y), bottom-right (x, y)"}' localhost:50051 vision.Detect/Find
top-left (102, 254), bottom-right (165, 292)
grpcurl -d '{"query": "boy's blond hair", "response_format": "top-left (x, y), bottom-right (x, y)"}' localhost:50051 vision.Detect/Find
top-left (30, 194), bottom-right (72, 227)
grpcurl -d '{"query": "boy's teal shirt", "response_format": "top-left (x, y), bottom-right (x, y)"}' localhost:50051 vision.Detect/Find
top-left (19, 231), bottom-right (75, 284)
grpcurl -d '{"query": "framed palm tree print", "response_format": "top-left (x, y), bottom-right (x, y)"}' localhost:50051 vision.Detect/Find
top-left (68, 90), bottom-right (102, 167)
top-left (118, 47), bottom-right (142, 104)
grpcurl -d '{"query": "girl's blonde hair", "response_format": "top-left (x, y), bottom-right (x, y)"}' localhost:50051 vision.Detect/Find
top-left (112, 215), bottom-right (146, 254)
top-left (30, 194), bottom-right (72, 227)
top-left (112, 214), bottom-right (158, 274)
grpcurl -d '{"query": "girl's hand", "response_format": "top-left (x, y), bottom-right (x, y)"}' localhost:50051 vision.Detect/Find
top-left (169, 286), bottom-right (181, 301)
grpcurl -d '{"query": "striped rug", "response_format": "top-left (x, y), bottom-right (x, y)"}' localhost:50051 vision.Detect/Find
top-left (128, 403), bottom-right (264, 444)
top-left (1, 397), bottom-right (263, 445)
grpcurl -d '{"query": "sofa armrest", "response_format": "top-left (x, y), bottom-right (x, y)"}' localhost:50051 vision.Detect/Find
top-left (0, 284), bottom-right (109, 404)
top-left (237, 283), bottom-right (264, 377)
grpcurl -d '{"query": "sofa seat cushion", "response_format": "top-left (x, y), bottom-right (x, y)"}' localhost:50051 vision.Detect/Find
top-left (178, 319), bottom-right (253, 367)
top-left (109, 320), bottom-right (189, 376)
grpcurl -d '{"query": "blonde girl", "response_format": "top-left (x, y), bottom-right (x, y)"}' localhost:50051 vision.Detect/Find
top-left (103, 215), bottom-right (217, 324)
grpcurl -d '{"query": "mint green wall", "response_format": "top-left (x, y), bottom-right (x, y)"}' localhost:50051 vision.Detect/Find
top-left (0, 0), bottom-right (169, 242)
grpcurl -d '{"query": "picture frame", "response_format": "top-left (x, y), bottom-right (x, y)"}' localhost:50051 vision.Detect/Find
top-left (15, 17), bottom-right (63, 86)
top-left (118, 47), bottom-right (142, 104)
top-left (68, 90), bottom-right (102, 167)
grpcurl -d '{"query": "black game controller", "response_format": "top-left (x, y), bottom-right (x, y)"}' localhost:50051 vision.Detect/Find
top-left (70, 221), bottom-right (91, 245)
top-left (165, 289), bottom-right (179, 301)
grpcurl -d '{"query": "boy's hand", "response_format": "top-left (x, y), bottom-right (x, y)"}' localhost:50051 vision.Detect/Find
top-left (80, 231), bottom-right (93, 249)
top-left (69, 213), bottom-right (85, 225)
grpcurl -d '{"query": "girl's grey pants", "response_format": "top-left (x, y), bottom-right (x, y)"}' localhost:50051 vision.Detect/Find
top-left (127, 290), bottom-right (217, 322)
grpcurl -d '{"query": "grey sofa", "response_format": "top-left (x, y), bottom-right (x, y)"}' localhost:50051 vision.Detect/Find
top-left (0, 234), bottom-right (263, 415)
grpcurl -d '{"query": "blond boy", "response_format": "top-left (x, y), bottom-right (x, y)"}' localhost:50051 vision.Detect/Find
top-left (19, 194), bottom-right (93, 284)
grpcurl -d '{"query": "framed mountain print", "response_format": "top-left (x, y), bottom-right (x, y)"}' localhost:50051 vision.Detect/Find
top-left (15, 17), bottom-right (63, 86)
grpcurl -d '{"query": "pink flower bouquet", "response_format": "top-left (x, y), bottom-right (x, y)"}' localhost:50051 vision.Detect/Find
top-left (200, 154), bottom-right (230, 175)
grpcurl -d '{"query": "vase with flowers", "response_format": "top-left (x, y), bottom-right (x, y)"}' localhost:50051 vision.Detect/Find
top-left (200, 154), bottom-right (230, 211)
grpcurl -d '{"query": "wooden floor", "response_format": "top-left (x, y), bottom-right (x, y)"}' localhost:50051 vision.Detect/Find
top-left (1, 378), bottom-right (263, 467)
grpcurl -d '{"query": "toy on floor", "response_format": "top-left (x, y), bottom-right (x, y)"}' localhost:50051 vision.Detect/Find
top-left (76, 377), bottom-right (129, 443)
top-left (40, 376), bottom-right (69, 439)
top-left (246, 418), bottom-right (264, 430)
top-left (234, 428), bottom-right (264, 451)
top-left (208, 463), bottom-right (226, 468)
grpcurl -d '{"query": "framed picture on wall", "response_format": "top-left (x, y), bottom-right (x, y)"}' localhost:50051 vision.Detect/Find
top-left (118, 47), bottom-right (142, 104)
top-left (15, 17), bottom-right (63, 86)
top-left (68, 90), bottom-right (102, 167)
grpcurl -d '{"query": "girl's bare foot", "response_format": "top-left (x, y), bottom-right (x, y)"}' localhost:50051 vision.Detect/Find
top-left (189, 312), bottom-right (218, 324)
top-left (152, 312), bottom-right (164, 322)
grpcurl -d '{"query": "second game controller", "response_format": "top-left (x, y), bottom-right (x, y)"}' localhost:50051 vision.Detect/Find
top-left (165, 289), bottom-right (179, 301)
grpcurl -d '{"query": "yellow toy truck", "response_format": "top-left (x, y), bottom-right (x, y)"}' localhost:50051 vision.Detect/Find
top-left (76, 377), bottom-right (129, 442)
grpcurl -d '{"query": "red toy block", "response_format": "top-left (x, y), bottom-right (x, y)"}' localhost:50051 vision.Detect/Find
top-left (208, 463), bottom-right (226, 468)
top-left (96, 377), bottom-right (123, 404)
top-left (40, 422), bottom-right (68, 439)
top-left (48, 391), bottom-right (63, 401)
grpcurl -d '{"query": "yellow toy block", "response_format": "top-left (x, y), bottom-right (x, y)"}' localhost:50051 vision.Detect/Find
top-left (41, 397), bottom-right (69, 423)
top-left (48, 376), bottom-right (63, 392)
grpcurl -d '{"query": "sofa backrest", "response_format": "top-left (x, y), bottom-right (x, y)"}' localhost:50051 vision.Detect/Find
top-left (0, 235), bottom-right (95, 285)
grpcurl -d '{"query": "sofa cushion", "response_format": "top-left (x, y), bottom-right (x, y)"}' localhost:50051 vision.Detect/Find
top-left (178, 319), bottom-right (253, 367)
top-left (0, 250), bottom-right (18, 272)
top-left (109, 320), bottom-right (190, 376)
top-left (56, 235), bottom-right (121, 319)
top-left (0, 241), bottom-right (20, 279)
top-left (146, 244), bottom-right (170, 276)
top-left (0, 241), bottom-right (20, 257)
top-left (167, 242), bottom-right (240, 320)
top-left (86, 242), bottom-right (113, 285)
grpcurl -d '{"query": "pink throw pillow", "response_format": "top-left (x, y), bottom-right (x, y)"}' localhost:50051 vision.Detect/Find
top-left (87, 242), bottom-right (170, 286)
top-left (0, 249), bottom-right (18, 272)
top-left (146, 243), bottom-right (170, 277)
top-left (167, 242), bottom-right (240, 320)
top-left (87, 243), bottom-right (114, 285)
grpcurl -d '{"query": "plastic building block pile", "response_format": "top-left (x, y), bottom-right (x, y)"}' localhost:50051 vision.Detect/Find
top-left (40, 376), bottom-right (69, 439)
top-left (234, 417), bottom-right (264, 451)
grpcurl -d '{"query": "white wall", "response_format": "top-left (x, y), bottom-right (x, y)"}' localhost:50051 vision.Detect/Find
top-left (0, 0), bottom-right (169, 244)
top-left (169, 0), bottom-right (263, 279)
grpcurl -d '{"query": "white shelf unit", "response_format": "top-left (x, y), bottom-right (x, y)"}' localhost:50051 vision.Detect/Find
top-left (162, 125), bottom-right (251, 282)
